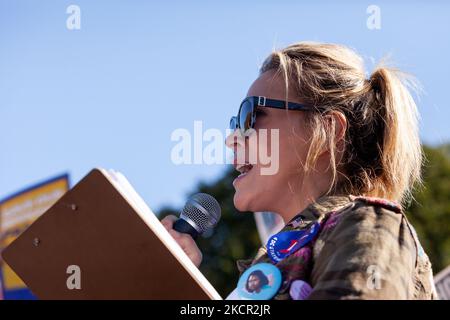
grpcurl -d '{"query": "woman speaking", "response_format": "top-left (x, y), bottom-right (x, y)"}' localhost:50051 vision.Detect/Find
top-left (162, 41), bottom-right (437, 300)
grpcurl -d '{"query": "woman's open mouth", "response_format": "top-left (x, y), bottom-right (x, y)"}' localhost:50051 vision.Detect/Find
top-left (233, 163), bottom-right (254, 186)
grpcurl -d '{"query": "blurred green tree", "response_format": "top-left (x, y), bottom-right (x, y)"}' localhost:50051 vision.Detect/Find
top-left (406, 144), bottom-right (450, 273)
top-left (158, 144), bottom-right (450, 297)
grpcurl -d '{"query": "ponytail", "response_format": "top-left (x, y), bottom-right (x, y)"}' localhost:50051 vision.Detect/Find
top-left (364, 67), bottom-right (422, 203)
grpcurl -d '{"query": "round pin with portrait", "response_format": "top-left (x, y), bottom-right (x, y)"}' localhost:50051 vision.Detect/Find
top-left (237, 262), bottom-right (282, 300)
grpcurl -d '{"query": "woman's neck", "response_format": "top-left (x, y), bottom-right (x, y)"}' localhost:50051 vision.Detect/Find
top-left (276, 191), bottom-right (322, 224)
top-left (276, 174), bottom-right (335, 224)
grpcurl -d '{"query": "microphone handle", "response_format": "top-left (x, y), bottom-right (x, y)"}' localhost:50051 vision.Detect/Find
top-left (173, 218), bottom-right (199, 240)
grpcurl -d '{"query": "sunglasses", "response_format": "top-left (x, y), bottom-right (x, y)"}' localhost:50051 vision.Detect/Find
top-left (229, 96), bottom-right (312, 133)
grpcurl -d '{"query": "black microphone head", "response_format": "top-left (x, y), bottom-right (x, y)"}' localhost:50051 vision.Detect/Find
top-left (180, 193), bottom-right (221, 235)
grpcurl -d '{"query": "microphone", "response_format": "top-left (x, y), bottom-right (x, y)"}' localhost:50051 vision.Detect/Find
top-left (173, 193), bottom-right (221, 239)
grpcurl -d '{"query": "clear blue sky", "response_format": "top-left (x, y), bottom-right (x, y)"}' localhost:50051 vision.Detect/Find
top-left (1, 0), bottom-right (449, 212)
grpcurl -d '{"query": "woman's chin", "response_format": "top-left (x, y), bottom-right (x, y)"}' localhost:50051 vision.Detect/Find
top-left (233, 190), bottom-right (263, 213)
top-left (233, 194), bottom-right (245, 212)
top-left (233, 191), bottom-right (252, 212)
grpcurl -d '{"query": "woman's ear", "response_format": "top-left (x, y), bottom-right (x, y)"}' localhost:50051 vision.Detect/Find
top-left (317, 110), bottom-right (347, 161)
top-left (325, 110), bottom-right (347, 144)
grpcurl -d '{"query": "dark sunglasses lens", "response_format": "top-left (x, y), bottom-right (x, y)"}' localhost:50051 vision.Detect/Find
top-left (239, 100), bottom-right (253, 131)
top-left (229, 116), bottom-right (237, 130)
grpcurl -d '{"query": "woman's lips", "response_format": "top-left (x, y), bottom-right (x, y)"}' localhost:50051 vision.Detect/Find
top-left (233, 164), bottom-right (254, 187)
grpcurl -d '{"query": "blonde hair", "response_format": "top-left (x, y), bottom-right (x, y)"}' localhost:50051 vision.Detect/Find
top-left (260, 42), bottom-right (422, 206)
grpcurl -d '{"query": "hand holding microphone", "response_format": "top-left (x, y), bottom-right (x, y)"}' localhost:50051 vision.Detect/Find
top-left (161, 193), bottom-right (221, 268)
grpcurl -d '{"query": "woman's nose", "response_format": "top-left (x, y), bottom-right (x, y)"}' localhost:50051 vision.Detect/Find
top-left (225, 129), bottom-right (245, 152)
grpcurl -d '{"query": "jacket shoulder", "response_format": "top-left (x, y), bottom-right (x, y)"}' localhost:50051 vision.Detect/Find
top-left (314, 195), bottom-right (418, 277)
top-left (309, 196), bottom-right (421, 299)
top-left (349, 195), bottom-right (403, 214)
top-left (318, 195), bottom-right (404, 238)
top-left (325, 195), bottom-right (413, 248)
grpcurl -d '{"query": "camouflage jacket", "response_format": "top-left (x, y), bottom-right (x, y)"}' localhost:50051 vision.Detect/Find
top-left (236, 195), bottom-right (438, 300)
